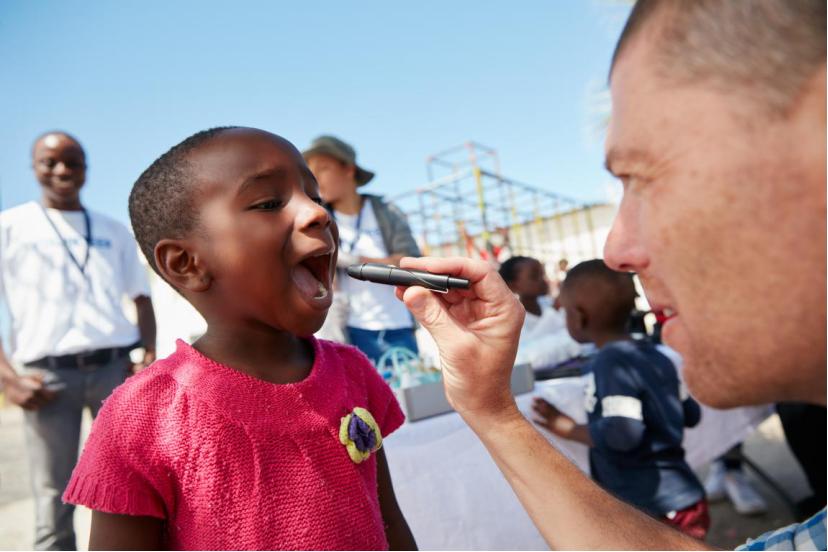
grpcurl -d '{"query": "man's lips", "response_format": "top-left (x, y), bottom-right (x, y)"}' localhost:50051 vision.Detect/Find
top-left (49, 180), bottom-right (80, 192)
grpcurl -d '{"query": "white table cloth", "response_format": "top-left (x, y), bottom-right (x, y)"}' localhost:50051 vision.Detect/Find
top-left (384, 378), bottom-right (771, 550)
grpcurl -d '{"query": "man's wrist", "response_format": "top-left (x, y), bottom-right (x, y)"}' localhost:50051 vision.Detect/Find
top-left (459, 397), bottom-right (525, 438)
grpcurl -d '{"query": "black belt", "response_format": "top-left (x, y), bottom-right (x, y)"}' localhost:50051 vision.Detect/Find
top-left (24, 343), bottom-right (139, 370)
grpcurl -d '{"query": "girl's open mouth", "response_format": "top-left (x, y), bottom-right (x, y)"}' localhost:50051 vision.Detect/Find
top-left (293, 250), bottom-right (333, 303)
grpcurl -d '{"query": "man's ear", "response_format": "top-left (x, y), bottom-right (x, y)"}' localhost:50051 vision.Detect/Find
top-left (154, 239), bottom-right (211, 292)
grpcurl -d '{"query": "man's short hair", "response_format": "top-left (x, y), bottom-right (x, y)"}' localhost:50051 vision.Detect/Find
top-left (610, 0), bottom-right (826, 115)
top-left (129, 126), bottom-right (239, 275)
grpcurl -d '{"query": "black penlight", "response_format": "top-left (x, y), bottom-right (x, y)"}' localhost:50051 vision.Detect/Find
top-left (346, 263), bottom-right (471, 293)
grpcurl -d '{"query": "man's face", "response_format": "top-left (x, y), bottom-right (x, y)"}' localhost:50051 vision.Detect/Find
top-left (305, 154), bottom-right (356, 205)
top-left (186, 129), bottom-right (337, 337)
top-left (604, 36), bottom-right (826, 407)
top-left (32, 134), bottom-right (86, 208)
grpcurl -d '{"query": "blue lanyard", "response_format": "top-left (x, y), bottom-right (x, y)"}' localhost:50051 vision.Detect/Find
top-left (337, 201), bottom-right (364, 254)
top-left (40, 204), bottom-right (92, 277)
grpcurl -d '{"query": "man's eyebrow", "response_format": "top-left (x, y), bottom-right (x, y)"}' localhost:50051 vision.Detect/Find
top-left (237, 167), bottom-right (288, 195)
top-left (604, 148), bottom-right (653, 175)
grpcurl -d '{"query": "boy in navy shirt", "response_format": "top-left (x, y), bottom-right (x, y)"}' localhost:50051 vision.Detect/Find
top-left (531, 259), bottom-right (708, 539)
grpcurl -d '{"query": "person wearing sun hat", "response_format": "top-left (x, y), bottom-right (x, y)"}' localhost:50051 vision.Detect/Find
top-left (304, 135), bottom-right (421, 365)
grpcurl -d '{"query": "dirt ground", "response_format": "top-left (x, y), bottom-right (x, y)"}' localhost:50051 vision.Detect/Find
top-left (0, 398), bottom-right (816, 551)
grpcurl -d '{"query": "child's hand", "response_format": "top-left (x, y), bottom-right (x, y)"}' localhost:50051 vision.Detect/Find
top-left (531, 397), bottom-right (577, 438)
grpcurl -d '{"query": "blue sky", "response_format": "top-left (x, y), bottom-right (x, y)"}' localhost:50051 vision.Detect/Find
top-left (0, 1), bottom-right (631, 226)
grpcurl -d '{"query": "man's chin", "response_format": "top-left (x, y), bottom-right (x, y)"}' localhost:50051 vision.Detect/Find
top-left (683, 363), bottom-right (766, 409)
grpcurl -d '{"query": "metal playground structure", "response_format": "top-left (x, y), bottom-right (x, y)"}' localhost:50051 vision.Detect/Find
top-left (389, 142), bottom-right (615, 267)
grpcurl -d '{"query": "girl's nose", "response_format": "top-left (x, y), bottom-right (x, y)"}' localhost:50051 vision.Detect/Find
top-left (297, 197), bottom-right (332, 231)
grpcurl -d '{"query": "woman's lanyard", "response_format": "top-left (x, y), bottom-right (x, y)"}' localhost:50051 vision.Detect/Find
top-left (337, 200), bottom-right (364, 255)
top-left (40, 203), bottom-right (92, 277)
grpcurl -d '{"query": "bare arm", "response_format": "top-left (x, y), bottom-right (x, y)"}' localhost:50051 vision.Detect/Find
top-left (473, 408), bottom-right (703, 550)
top-left (396, 257), bottom-right (710, 550)
top-left (132, 295), bottom-right (157, 373)
top-left (89, 511), bottom-right (163, 550)
top-left (376, 448), bottom-right (417, 550)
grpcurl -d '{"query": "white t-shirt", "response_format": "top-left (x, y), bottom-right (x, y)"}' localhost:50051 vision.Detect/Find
top-left (0, 201), bottom-right (151, 363)
top-left (516, 302), bottom-right (584, 369)
top-left (336, 201), bottom-right (414, 331)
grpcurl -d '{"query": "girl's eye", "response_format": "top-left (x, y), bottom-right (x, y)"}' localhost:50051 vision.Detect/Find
top-left (311, 196), bottom-right (324, 206)
top-left (252, 199), bottom-right (284, 211)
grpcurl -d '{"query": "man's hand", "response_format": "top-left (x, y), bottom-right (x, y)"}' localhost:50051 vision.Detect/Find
top-left (1, 373), bottom-right (57, 410)
top-left (531, 397), bottom-right (576, 437)
top-left (130, 349), bottom-right (156, 375)
top-left (395, 256), bottom-right (525, 423)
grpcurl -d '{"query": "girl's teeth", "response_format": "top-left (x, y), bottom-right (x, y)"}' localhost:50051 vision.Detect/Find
top-left (664, 308), bottom-right (676, 317)
top-left (315, 281), bottom-right (328, 299)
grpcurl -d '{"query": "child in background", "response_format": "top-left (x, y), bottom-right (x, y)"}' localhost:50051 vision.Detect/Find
top-left (531, 259), bottom-right (708, 539)
top-left (62, 127), bottom-right (416, 550)
top-left (499, 256), bottom-right (582, 369)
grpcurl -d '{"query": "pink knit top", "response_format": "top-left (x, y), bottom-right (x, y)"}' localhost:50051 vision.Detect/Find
top-left (63, 338), bottom-right (405, 550)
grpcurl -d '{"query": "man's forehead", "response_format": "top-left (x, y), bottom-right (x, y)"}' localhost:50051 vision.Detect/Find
top-left (33, 133), bottom-right (84, 156)
top-left (604, 35), bottom-right (667, 174)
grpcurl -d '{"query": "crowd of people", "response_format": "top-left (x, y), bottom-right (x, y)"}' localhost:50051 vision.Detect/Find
top-left (0, 0), bottom-right (825, 550)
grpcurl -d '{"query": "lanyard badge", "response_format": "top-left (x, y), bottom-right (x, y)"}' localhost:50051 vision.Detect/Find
top-left (40, 204), bottom-right (92, 277)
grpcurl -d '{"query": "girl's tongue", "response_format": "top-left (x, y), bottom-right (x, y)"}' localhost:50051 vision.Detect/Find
top-left (292, 264), bottom-right (328, 299)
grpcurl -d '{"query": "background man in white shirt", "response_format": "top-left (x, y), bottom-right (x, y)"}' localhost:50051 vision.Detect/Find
top-left (0, 131), bottom-right (156, 550)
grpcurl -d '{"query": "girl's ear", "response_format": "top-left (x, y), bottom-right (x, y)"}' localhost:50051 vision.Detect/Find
top-left (154, 239), bottom-right (211, 293)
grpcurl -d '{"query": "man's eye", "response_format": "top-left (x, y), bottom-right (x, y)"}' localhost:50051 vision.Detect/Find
top-left (311, 196), bottom-right (324, 206)
top-left (252, 200), bottom-right (284, 210)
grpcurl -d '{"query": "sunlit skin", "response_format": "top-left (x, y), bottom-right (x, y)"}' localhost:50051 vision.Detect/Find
top-left (32, 133), bottom-right (87, 211)
top-left (603, 33), bottom-right (827, 408)
top-left (153, 129), bottom-right (338, 384)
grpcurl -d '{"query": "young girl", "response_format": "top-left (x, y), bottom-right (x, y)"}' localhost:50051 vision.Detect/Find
top-left (63, 127), bottom-right (416, 550)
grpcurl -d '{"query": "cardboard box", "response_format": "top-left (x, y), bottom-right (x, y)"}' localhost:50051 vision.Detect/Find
top-left (395, 363), bottom-right (534, 422)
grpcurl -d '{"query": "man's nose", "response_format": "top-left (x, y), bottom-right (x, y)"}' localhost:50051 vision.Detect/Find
top-left (53, 162), bottom-right (73, 176)
top-left (603, 196), bottom-right (649, 273)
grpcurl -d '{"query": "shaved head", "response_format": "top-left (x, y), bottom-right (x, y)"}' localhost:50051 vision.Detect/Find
top-left (610, 0), bottom-right (826, 115)
top-left (32, 131), bottom-right (84, 158)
